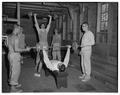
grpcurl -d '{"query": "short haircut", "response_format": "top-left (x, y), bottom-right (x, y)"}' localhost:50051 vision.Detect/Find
top-left (82, 22), bottom-right (89, 26)
top-left (53, 28), bottom-right (59, 34)
top-left (40, 23), bottom-right (46, 27)
top-left (58, 64), bottom-right (66, 72)
top-left (14, 24), bottom-right (22, 29)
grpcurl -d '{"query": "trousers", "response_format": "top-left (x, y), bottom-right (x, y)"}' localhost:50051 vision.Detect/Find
top-left (81, 49), bottom-right (92, 76)
top-left (8, 52), bottom-right (21, 85)
top-left (52, 43), bottom-right (61, 61)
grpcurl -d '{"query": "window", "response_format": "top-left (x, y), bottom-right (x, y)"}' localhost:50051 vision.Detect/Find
top-left (97, 3), bottom-right (109, 43)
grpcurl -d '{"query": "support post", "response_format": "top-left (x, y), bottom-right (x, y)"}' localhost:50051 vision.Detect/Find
top-left (17, 2), bottom-right (20, 25)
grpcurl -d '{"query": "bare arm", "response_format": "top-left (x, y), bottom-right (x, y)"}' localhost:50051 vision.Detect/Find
top-left (14, 37), bottom-right (29, 52)
top-left (63, 46), bottom-right (71, 67)
top-left (42, 49), bottom-right (55, 71)
top-left (46, 15), bottom-right (52, 33)
top-left (23, 34), bottom-right (27, 47)
top-left (33, 14), bottom-right (40, 33)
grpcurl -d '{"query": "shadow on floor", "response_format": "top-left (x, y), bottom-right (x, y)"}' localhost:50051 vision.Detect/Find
top-left (33, 88), bottom-right (54, 92)
top-left (74, 83), bottom-right (96, 92)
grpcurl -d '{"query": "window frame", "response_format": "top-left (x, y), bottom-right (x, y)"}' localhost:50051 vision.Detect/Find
top-left (96, 3), bottom-right (109, 44)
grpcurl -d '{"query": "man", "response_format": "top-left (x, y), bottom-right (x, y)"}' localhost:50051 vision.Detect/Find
top-left (42, 45), bottom-right (71, 72)
top-left (18, 27), bottom-right (26, 49)
top-left (51, 29), bottom-right (61, 61)
top-left (18, 27), bottom-right (26, 64)
top-left (79, 22), bottom-right (95, 82)
top-left (33, 14), bottom-right (52, 77)
top-left (7, 24), bottom-right (30, 92)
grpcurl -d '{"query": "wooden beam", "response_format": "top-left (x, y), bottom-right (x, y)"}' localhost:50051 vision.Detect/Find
top-left (21, 2), bottom-right (68, 10)
top-left (4, 2), bottom-right (68, 13)
top-left (17, 2), bottom-right (20, 25)
top-left (2, 18), bottom-right (18, 22)
top-left (20, 4), bottom-right (50, 11)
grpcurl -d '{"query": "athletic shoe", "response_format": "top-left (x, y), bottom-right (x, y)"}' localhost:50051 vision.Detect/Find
top-left (15, 84), bottom-right (22, 88)
top-left (10, 88), bottom-right (23, 92)
top-left (79, 74), bottom-right (86, 79)
top-left (81, 75), bottom-right (90, 82)
top-left (34, 73), bottom-right (41, 77)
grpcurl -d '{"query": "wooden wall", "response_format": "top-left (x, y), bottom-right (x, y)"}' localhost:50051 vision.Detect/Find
top-left (87, 2), bottom-right (118, 91)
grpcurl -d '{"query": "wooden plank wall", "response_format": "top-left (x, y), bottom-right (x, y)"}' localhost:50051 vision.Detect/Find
top-left (87, 3), bottom-right (118, 91)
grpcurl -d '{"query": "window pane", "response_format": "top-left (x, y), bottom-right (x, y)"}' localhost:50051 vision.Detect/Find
top-left (101, 3), bottom-right (109, 13)
top-left (101, 22), bottom-right (106, 30)
top-left (102, 13), bottom-right (105, 21)
top-left (106, 3), bottom-right (109, 11)
top-left (98, 3), bottom-right (109, 43)
top-left (102, 4), bottom-right (106, 13)
top-left (105, 22), bottom-right (108, 30)
top-left (101, 14), bottom-right (104, 21)
top-left (100, 22), bottom-right (104, 30)
top-left (101, 13), bottom-right (108, 21)
top-left (101, 14), bottom-right (103, 21)
top-left (105, 12), bottom-right (108, 21)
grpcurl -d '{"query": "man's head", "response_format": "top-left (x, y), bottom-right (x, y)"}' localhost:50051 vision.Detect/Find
top-left (18, 27), bottom-right (23, 35)
top-left (20, 27), bottom-right (23, 33)
top-left (57, 63), bottom-right (66, 72)
top-left (40, 23), bottom-right (45, 29)
top-left (13, 24), bottom-right (20, 35)
top-left (82, 22), bottom-right (89, 32)
top-left (54, 29), bottom-right (58, 35)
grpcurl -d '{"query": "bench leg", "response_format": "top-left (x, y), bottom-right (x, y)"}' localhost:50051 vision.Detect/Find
top-left (56, 77), bottom-right (68, 89)
top-left (63, 77), bottom-right (67, 88)
top-left (56, 77), bottom-right (62, 89)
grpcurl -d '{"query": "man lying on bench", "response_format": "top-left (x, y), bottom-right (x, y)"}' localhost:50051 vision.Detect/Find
top-left (42, 45), bottom-right (71, 88)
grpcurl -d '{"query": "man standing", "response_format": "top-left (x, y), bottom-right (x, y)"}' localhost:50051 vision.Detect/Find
top-left (51, 29), bottom-right (61, 61)
top-left (79, 22), bottom-right (95, 82)
top-left (18, 27), bottom-right (26, 49)
top-left (7, 25), bottom-right (30, 92)
top-left (18, 27), bottom-right (26, 64)
top-left (33, 14), bottom-right (52, 77)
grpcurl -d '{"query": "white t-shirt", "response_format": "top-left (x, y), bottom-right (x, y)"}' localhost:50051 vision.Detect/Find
top-left (81, 31), bottom-right (95, 51)
top-left (43, 47), bottom-right (70, 71)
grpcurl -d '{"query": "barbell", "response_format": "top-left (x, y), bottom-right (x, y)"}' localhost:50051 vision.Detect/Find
top-left (30, 45), bottom-right (70, 50)
top-left (29, 41), bottom-right (80, 51)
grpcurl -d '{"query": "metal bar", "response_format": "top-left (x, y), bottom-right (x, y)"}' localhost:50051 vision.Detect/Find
top-left (30, 45), bottom-right (70, 50)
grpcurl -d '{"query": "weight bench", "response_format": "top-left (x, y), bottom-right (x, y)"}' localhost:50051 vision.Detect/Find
top-left (52, 71), bottom-right (68, 89)
top-left (44, 64), bottom-right (68, 89)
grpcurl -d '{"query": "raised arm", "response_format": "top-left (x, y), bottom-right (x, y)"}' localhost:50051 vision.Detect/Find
top-left (42, 48), bottom-right (55, 71)
top-left (33, 14), bottom-right (40, 33)
top-left (46, 15), bottom-right (52, 33)
top-left (63, 45), bottom-right (71, 67)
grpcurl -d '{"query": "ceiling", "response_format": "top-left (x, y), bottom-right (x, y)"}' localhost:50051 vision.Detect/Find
top-left (2, 2), bottom-right (81, 19)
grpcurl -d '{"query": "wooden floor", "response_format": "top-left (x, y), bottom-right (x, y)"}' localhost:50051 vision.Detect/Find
top-left (2, 52), bottom-right (118, 92)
